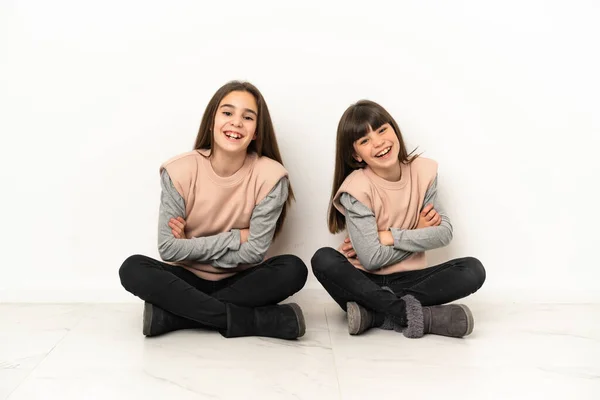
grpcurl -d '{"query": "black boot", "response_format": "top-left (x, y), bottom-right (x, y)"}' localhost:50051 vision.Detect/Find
top-left (220, 303), bottom-right (305, 340)
top-left (143, 302), bottom-right (204, 337)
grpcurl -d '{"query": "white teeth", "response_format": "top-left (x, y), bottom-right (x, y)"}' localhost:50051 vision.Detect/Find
top-left (225, 132), bottom-right (241, 139)
top-left (376, 147), bottom-right (391, 157)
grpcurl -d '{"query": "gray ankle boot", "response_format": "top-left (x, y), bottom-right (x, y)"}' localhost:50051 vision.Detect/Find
top-left (347, 286), bottom-right (398, 335)
top-left (347, 302), bottom-right (374, 335)
top-left (422, 304), bottom-right (474, 338)
top-left (402, 295), bottom-right (474, 338)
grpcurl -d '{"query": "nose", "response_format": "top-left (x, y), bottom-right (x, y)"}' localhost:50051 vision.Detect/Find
top-left (373, 136), bottom-right (384, 148)
top-left (229, 114), bottom-right (243, 127)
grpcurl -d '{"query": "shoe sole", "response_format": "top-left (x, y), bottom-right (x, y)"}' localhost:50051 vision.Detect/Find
top-left (457, 304), bottom-right (474, 336)
top-left (347, 302), bottom-right (361, 335)
top-left (143, 302), bottom-right (153, 336)
top-left (287, 303), bottom-right (306, 338)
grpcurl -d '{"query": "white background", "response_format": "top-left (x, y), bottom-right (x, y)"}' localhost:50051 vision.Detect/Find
top-left (1, 0), bottom-right (598, 302)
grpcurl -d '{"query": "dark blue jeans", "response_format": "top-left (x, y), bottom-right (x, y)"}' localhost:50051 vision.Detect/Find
top-left (119, 254), bottom-right (308, 330)
top-left (311, 247), bottom-right (485, 324)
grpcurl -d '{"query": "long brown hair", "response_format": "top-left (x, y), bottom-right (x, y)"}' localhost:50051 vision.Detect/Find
top-left (327, 100), bottom-right (418, 233)
top-left (194, 81), bottom-right (294, 238)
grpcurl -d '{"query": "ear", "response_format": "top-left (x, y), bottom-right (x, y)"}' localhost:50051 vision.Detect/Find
top-left (353, 153), bottom-right (363, 163)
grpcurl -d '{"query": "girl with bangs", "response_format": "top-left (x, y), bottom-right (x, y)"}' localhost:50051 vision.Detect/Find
top-left (119, 81), bottom-right (307, 340)
top-left (311, 100), bottom-right (486, 338)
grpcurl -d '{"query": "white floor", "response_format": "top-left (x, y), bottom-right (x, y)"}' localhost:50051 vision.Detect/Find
top-left (1, 290), bottom-right (599, 400)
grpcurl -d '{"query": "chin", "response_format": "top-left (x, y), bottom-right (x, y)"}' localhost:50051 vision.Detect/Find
top-left (226, 144), bottom-right (250, 154)
top-left (380, 159), bottom-right (400, 171)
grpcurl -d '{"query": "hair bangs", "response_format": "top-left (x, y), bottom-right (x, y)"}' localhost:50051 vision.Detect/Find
top-left (344, 102), bottom-right (391, 142)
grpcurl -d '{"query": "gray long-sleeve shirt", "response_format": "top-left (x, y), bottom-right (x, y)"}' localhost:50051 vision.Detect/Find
top-left (340, 175), bottom-right (453, 271)
top-left (157, 169), bottom-right (288, 268)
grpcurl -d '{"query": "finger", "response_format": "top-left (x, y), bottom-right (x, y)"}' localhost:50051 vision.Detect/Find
top-left (172, 229), bottom-right (180, 238)
top-left (175, 221), bottom-right (187, 231)
top-left (433, 214), bottom-right (442, 226)
top-left (347, 250), bottom-right (356, 258)
top-left (429, 213), bottom-right (439, 226)
top-left (426, 209), bottom-right (437, 221)
top-left (172, 222), bottom-right (183, 232)
top-left (421, 204), bottom-right (434, 216)
top-left (344, 237), bottom-right (351, 243)
top-left (177, 217), bottom-right (186, 224)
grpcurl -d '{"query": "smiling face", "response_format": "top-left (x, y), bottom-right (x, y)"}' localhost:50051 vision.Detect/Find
top-left (211, 90), bottom-right (258, 155)
top-left (352, 122), bottom-right (401, 174)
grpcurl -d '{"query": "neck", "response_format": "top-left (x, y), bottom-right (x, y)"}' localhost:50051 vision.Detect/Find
top-left (210, 147), bottom-right (247, 177)
top-left (371, 161), bottom-right (402, 182)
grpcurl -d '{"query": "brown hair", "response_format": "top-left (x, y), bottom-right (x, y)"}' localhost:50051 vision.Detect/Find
top-left (194, 81), bottom-right (294, 238)
top-left (327, 100), bottom-right (418, 233)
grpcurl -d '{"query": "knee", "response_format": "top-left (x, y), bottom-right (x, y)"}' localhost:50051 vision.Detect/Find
top-left (311, 247), bottom-right (346, 277)
top-left (118, 254), bottom-right (147, 290)
top-left (277, 254), bottom-right (308, 292)
top-left (463, 257), bottom-right (486, 291)
top-left (289, 255), bottom-right (309, 288)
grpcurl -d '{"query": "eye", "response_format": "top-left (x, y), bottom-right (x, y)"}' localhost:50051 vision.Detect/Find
top-left (359, 138), bottom-right (368, 145)
top-left (222, 111), bottom-right (232, 116)
top-left (378, 126), bottom-right (387, 134)
top-left (244, 116), bottom-right (254, 121)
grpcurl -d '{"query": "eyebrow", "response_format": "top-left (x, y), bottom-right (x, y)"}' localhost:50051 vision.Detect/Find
top-left (219, 104), bottom-right (257, 116)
